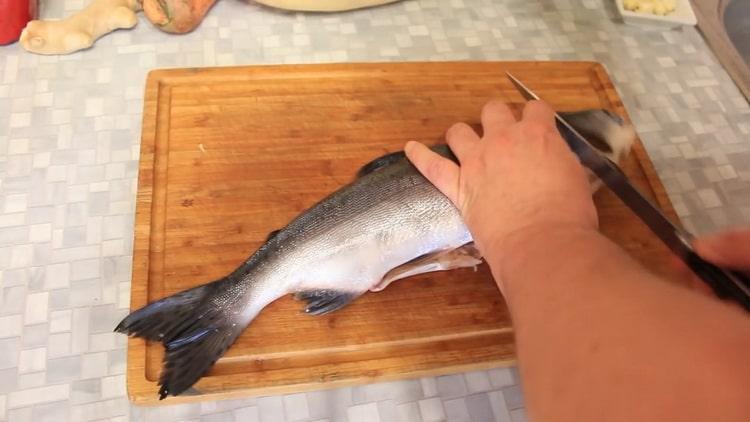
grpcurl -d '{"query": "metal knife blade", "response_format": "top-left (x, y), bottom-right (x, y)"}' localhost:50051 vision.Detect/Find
top-left (506, 72), bottom-right (750, 309)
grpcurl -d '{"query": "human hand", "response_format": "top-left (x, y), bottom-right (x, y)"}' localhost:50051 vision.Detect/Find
top-left (405, 100), bottom-right (597, 260)
top-left (675, 229), bottom-right (750, 295)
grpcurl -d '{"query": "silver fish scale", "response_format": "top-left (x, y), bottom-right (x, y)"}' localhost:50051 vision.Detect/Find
top-left (216, 153), bottom-right (472, 321)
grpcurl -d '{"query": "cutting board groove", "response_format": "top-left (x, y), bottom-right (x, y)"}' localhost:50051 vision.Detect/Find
top-left (128, 62), bottom-right (679, 404)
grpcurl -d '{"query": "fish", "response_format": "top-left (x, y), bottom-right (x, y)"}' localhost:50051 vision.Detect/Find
top-left (115, 108), bottom-right (636, 399)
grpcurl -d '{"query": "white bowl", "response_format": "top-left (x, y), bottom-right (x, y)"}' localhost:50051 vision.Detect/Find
top-left (614, 0), bottom-right (697, 28)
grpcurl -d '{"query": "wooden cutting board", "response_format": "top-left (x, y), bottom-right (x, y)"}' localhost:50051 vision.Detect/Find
top-left (128, 62), bottom-right (680, 404)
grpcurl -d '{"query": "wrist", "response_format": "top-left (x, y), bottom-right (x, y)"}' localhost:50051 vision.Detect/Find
top-left (482, 224), bottom-right (602, 294)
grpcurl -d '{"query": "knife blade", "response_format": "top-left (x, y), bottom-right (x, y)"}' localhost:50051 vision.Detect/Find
top-left (506, 72), bottom-right (750, 310)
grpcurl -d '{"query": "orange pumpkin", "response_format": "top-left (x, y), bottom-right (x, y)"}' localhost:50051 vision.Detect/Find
top-left (142, 0), bottom-right (218, 34)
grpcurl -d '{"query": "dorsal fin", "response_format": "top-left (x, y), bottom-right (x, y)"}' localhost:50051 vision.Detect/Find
top-left (356, 151), bottom-right (406, 178)
top-left (356, 145), bottom-right (459, 178)
top-left (265, 229), bottom-right (281, 242)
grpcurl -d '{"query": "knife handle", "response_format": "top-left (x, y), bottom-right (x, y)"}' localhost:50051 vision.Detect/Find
top-left (686, 252), bottom-right (750, 311)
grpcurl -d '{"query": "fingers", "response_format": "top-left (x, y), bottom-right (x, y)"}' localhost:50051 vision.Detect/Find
top-left (481, 100), bottom-right (517, 139)
top-left (445, 122), bottom-right (479, 162)
top-left (404, 141), bottom-right (460, 206)
top-left (693, 229), bottom-right (750, 271)
top-left (668, 255), bottom-right (715, 297)
top-left (521, 100), bottom-right (557, 133)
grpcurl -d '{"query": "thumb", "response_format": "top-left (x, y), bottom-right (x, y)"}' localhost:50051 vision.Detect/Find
top-left (693, 229), bottom-right (750, 271)
top-left (404, 141), bottom-right (460, 206)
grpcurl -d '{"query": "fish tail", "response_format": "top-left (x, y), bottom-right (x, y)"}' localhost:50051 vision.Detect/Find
top-left (114, 276), bottom-right (249, 399)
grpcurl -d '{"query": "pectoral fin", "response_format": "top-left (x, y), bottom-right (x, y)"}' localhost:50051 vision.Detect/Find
top-left (295, 290), bottom-right (359, 315)
top-left (371, 243), bottom-right (483, 292)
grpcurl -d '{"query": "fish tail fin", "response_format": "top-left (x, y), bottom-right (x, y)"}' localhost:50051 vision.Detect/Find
top-left (560, 109), bottom-right (635, 162)
top-left (114, 276), bottom-right (248, 399)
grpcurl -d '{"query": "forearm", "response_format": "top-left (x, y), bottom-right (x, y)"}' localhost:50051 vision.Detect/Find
top-left (489, 226), bottom-right (750, 422)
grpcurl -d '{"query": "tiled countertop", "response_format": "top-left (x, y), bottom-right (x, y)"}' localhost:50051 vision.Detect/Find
top-left (1, 0), bottom-right (749, 421)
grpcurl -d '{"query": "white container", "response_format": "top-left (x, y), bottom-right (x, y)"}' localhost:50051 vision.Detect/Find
top-left (615, 0), bottom-right (698, 28)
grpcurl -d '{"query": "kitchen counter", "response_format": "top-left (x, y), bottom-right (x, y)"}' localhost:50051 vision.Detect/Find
top-left (1, 0), bottom-right (748, 421)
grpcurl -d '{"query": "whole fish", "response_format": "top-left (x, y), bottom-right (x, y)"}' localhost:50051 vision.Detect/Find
top-left (115, 109), bottom-right (635, 399)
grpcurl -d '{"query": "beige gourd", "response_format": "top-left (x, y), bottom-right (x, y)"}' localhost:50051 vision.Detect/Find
top-left (20, 0), bottom-right (140, 55)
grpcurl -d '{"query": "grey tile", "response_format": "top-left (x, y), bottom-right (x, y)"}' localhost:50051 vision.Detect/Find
top-left (70, 279), bottom-right (103, 308)
top-left (257, 396), bottom-right (285, 422)
top-left (50, 310), bottom-right (72, 333)
top-left (89, 304), bottom-right (120, 334)
top-left (48, 289), bottom-right (71, 310)
top-left (233, 406), bottom-right (260, 422)
top-left (443, 398), bottom-right (470, 422)
top-left (464, 371), bottom-right (492, 394)
top-left (0, 314), bottom-right (23, 338)
top-left (18, 347), bottom-right (46, 373)
top-left (509, 409), bottom-right (527, 422)
top-left (70, 259), bottom-right (100, 281)
top-left (6, 406), bottom-right (33, 422)
top-left (487, 369), bottom-right (515, 390)
top-left (509, 368), bottom-right (520, 385)
top-left (396, 402), bottom-right (422, 422)
top-left (70, 307), bottom-right (90, 354)
top-left (17, 371), bottom-right (46, 389)
top-left (354, 380), bottom-right (423, 405)
top-left (7, 383), bottom-right (69, 408)
top-left (46, 356), bottom-right (81, 383)
top-left (347, 402), bottom-right (380, 422)
top-left (1, 269), bottom-right (27, 288)
top-left (465, 394), bottom-right (494, 422)
top-left (376, 400), bottom-right (398, 422)
top-left (80, 352), bottom-right (108, 379)
top-left (436, 374), bottom-right (467, 400)
top-left (420, 378), bottom-right (438, 398)
top-left (1, 286), bottom-right (26, 315)
top-left (21, 323), bottom-right (49, 348)
top-left (0, 368), bottom-right (19, 394)
top-left (308, 388), bottom-right (353, 422)
top-left (200, 411), bottom-right (234, 422)
top-left (24, 292), bottom-right (49, 325)
top-left (305, 390), bottom-right (332, 420)
top-left (488, 391), bottom-right (512, 422)
top-left (69, 398), bottom-right (127, 421)
top-left (418, 398), bottom-right (445, 422)
top-left (32, 400), bottom-right (71, 422)
top-left (107, 349), bottom-right (126, 376)
top-left (71, 378), bottom-right (102, 404)
top-left (0, 338), bottom-right (20, 370)
top-left (501, 386), bottom-right (524, 411)
top-left (100, 374), bottom-right (125, 400)
top-left (283, 393), bottom-right (309, 422)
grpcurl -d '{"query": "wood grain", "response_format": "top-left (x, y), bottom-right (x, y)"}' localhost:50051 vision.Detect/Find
top-left (692, 0), bottom-right (750, 100)
top-left (128, 62), bottom-right (681, 404)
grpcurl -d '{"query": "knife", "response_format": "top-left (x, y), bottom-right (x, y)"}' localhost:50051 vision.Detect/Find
top-left (506, 72), bottom-right (750, 311)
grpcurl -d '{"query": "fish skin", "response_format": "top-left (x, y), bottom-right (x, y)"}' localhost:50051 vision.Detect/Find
top-left (226, 143), bottom-right (471, 322)
top-left (115, 109), bottom-right (635, 399)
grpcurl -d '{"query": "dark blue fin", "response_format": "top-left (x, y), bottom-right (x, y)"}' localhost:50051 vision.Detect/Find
top-left (357, 151), bottom-right (406, 178)
top-left (357, 145), bottom-right (457, 178)
top-left (114, 276), bottom-right (247, 400)
top-left (559, 110), bottom-right (618, 154)
top-left (295, 289), bottom-right (358, 315)
top-left (265, 229), bottom-right (281, 242)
